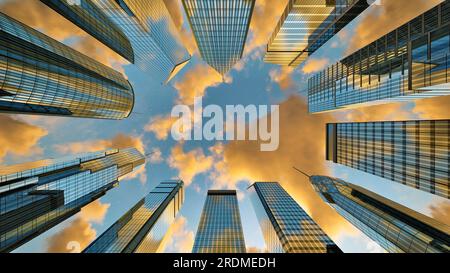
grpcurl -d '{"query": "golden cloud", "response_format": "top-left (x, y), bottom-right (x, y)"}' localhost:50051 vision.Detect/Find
top-left (46, 200), bottom-right (110, 253)
top-left (412, 95), bottom-right (450, 120)
top-left (145, 115), bottom-right (177, 140)
top-left (0, 115), bottom-right (48, 163)
top-left (168, 144), bottom-right (214, 186)
top-left (428, 201), bottom-right (450, 226)
top-left (269, 66), bottom-right (296, 91)
top-left (173, 64), bottom-right (223, 104)
top-left (302, 58), bottom-right (330, 74)
top-left (163, 216), bottom-right (195, 253)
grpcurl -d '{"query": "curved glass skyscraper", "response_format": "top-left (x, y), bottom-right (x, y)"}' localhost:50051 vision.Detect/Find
top-left (311, 175), bottom-right (450, 253)
top-left (0, 148), bottom-right (145, 253)
top-left (0, 12), bottom-right (135, 119)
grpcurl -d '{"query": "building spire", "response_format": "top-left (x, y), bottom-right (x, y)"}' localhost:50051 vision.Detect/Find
top-left (293, 166), bottom-right (311, 179)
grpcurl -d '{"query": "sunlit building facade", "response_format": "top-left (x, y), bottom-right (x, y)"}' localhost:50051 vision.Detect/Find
top-left (182, 0), bottom-right (255, 75)
top-left (265, 0), bottom-right (369, 66)
top-left (308, 1), bottom-right (449, 113)
top-left (0, 148), bottom-right (145, 253)
top-left (192, 190), bottom-right (246, 253)
top-left (0, 12), bottom-right (134, 119)
top-left (84, 180), bottom-right (184, 253)
top-left (248, 182), bottom-right (342, 253)
top-left (311, 175), bottom-right (450, 253)
top-left (40, 0), bottom-right (134, 63)
top-left (93, 0), bottom-right (191, 83)
top-left (326, 120), bottom-right (449, 199)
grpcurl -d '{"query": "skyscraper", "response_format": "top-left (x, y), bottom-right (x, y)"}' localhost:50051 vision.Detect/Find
top-left (308, 1), bottom-right (449, 113)
top-left (84, 180), bottom-right (184, 253)
top-left (265, 0), bottom-right (369, 66)
top-left (326, 120), bottom-right (449, 199)
top-left (0, 12), bottom-right (134, 119)
top-left (182, 0), bottom-right (256, 75)
top-left (93, 0), bottom-right (191, 83)
top-left (310, 175), bottom-right (450, 253)
top-left (248, 182), bottom-right (342, 253)
top-left (0, 148), bottom-right (145, 253)
top-left (40, 0), bottom-right (134, 63)
top-left (192, 190), bottom-right (246, 253)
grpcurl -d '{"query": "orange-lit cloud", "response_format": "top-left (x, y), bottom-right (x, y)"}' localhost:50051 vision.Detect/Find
top-left (46, 200), bottom-right (110, 253)
top-left (345, 0), bottom-right (443, 55)
top-left (0, 115), bottom-right (48, 163)
top-left (269, 66), bottom-right (297, 91)
top-left (428, 201), bottom-right (450, 226)
top-left (163, 216), bottom-right (195, 253)
top-left (145, 115), bottom-right (177, 140)
top-left (0, 0), bottom-right (128, 71)
top-left (412, 95), bottom-right (450, 120)
top-left (173, 64), bottom-right (223, 104)
top-left (168, 144), bottom-right (214, 186)
top-left (302, 58), bottom-right (330, 74)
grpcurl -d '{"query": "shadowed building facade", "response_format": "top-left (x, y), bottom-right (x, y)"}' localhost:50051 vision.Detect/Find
top-left (83, 180), bottom-right (184, 253)
top-left (93, 0), bottom-right (191, 83)
top-left (326, 120), bottom-right (449, 199)
top-left (311, 175), bottom-right (450, 253)
top-left (308, 1), bottom-right (449, 113)
top-left (0, 148), bottom-right (145, 253)
top-left (40, 0), bottom-right (134, 63)
top-left (0, 12), bottom-right (134, 119)
top-left (193, 190), bottom-right (246, 253)
top-left (248, 182), bottom-right (342, 253)
top-left (265, 0), bottom-right (369, 66)
top-left (182, 0), bottom-right (255, 75)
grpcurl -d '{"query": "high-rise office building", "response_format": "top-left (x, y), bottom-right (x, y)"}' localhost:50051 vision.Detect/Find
top-left (0, 148), bottom-right (145, 253)
top-left (248, 182), bottom-right (342, 253)
top-left (182, 0), bottom-right (255, 75)
top-left (40, 0), bottom-right (134, 63)
top-left (265, 0), bottom-right (369, 66)
top-left (192, 190), bottom-right (246, 253)
top-left (326, 120), bottom-right (449, 199)
top-left (93, 0), bottom-right (191, 83)
top-left (0, 12), bottom-right (134, 119)
top-left (308, 1), bottom-right (449, 113)
top-left (84, 180), bottom-right (184, 253)
top-left (310, 175), bottom-right (450, 253)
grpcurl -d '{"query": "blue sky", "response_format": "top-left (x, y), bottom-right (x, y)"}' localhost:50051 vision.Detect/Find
top-left (0, 0), bottom-right (448, 253)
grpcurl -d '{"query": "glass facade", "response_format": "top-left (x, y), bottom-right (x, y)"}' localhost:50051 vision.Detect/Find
top-left (327, 121), bottom-right (449, 199)
top-left (0, 12), bottom-right (134, 119)
top-left (0, 148), bottom-right (145, 253)
top-left (311, 175), bottom-right (450, 253)
top-left (83, 180), bottom-right (184, 253)
top-left (265, 0), bottom-right (369, 66)
top-left (182, 0), bottom-right (255, 75)
top-left (248, 182), bottom-right (341, 253)
top-left (308, 2), bottom-right (449, 113)
top-left (93, 0), bottom-right (191, 83)
top-left (40, 0), bottom-right (134, 63)
top-left (192, 190), bottom-right (246, 253)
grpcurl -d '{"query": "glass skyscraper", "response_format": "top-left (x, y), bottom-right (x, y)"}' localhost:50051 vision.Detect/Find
top-left (0, 148), bottom-right (145, 253)
top-left (308, 1), bottom-right (449, 113)
top-left (182, 0), bottom-right (256, 75)
top-left (83, 180), bottom-right (184, 253)
top-left (248, 182), bottom-right (342, 253)
top-left (93, 0), bottom-right (191, 83)
top-left (0, 12), bottom-right (134, 119)
top-left (192, 190), bottom-right (246, 253)
top-left (326, 120), bottom-right (449, 199)
top-left (265, 0), bottom-right (369, 66)
top-left (40, 0), bottom-right (134, 63)
top-left (311, 175), bottom-right (450, 253)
